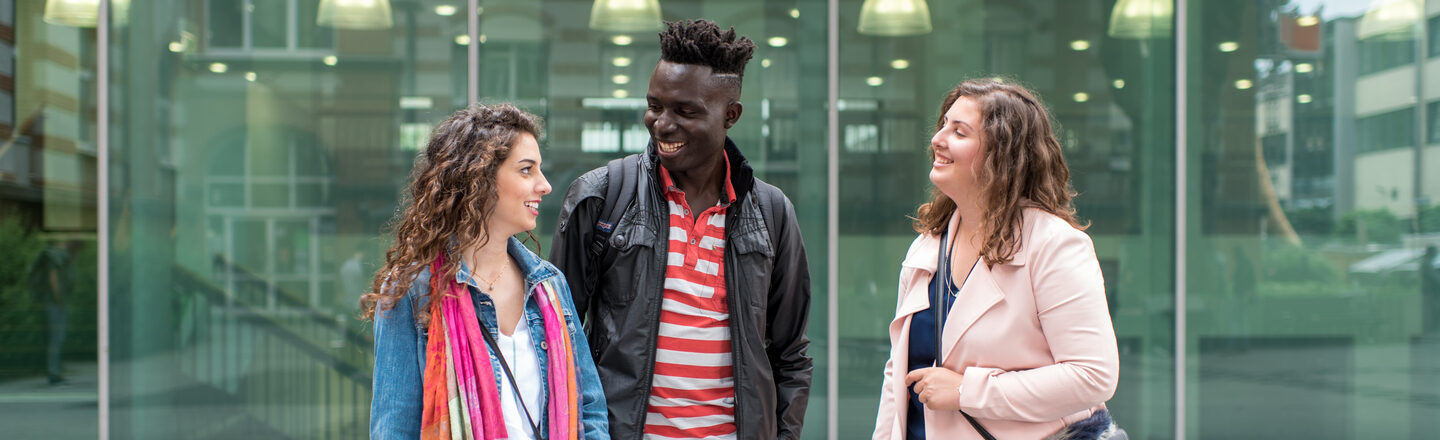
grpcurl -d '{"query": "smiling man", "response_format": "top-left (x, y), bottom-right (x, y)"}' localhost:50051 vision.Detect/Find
top-left (550, 19), bottom-right (813, 440)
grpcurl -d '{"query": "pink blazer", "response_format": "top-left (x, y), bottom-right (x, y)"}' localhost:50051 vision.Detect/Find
top-left (873, 208), bottom-right (1119, 440)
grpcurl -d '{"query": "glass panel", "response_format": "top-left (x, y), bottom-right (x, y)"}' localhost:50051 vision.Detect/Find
top-left (1189, 0), bottom-right (1440, 437)
top-left (207, 0), bottom-right (245, 48)
top-left (0, 0), bottom-right (100, 437)
top-left (109, 0), bottom-right (464, 437)
top-left (837, 0), bottom-right (1176, 437)
top-left (207, 182), bottom-right (245, 207)
top-left (296, 182), bottom-right (329, 206)
top-left (296, 0), bottom-right (334, 49)
top-left (251, 182), bottom-right (289, 207)
top-left (251, 0), bottom-right (288, 49)
top-left (529, 1), bottom-right (831, 437)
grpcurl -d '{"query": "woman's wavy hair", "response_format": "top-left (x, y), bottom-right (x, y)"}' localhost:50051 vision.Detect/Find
top-left (359, 104), bottom-right (542, 323)
top-left (914, 78), bottom-right (1086, 266)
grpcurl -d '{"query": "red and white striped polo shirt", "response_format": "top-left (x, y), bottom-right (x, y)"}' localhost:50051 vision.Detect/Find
top-left (644, 155), bottom-right (738, 440)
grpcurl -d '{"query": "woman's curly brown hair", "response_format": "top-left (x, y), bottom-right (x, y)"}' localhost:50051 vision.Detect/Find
top-left (914, 78), bottom-right (1086, 266)
top-left (359, 104), bottom-right (542, 323)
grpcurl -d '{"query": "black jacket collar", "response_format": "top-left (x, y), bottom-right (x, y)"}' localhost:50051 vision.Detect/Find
top-left (641, 136), bottom-right (756, 204)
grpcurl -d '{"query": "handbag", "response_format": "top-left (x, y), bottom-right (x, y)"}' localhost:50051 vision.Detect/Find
top-left (934, 230), bottom-right (1127, 440)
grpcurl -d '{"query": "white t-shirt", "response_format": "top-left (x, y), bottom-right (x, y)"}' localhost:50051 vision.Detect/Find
top-left (497, 321), bottom-right (543, 440)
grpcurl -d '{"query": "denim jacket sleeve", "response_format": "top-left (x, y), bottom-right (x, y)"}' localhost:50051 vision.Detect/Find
top-left (554, 275), bottom-right (611, 439)
top-left (370, 282), bottom-right (425, 439)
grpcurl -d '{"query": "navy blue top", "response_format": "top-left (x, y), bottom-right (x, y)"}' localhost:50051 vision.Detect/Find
top-left (906, 268), bottom-right (959, 440)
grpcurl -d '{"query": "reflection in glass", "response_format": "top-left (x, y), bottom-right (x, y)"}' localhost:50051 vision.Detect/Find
top-left (589, 0), bottom-right (664, 32)
top-left (0, 1), bottom-right (100, 438)
top-left (1190, 0), bottom-right (1440, 437)
top-left (1107, 0), bottom-right (1174, 39)
top-left (856, 0), bottom-right (933, 36)
top-left (318, 0), bottom-right (395, 30)
top-left (107, 0), bottom-right (464, 436)
top-left (838, 0), bottom-right (1175, 438)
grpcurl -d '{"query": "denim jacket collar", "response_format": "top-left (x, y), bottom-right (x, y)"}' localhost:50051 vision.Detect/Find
top-left (453, 236), bottom-right (560, 290)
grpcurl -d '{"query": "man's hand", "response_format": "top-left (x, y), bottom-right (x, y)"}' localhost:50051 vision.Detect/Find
top-left (904, 367), bottom-right (964, 411)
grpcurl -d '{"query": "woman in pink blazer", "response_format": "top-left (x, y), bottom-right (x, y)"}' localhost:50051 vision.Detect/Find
top-left (873, 79), bottom-right (1121, 440)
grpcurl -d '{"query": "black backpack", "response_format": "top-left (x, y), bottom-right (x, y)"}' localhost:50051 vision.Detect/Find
top-left (587, 155), bottom-right (641, 273)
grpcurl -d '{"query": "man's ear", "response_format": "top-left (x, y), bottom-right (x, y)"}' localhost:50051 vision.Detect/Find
top-left (724, 100), bottom-right (743, 129)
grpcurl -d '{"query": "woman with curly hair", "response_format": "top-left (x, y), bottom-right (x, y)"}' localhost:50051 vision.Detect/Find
top-left (362, 104), bottom-right (608, 439)
top-left (873, 79), bottom-right (1122, 440)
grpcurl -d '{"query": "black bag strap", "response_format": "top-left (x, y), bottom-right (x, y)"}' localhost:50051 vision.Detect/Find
top-left (936, 228), bottom-right (997, 440)
top-left (963, 412), bottom-right (998, 440)
top-left (751, 182), bottom-right (785, 248)
top-left (935, 229), bottom-right (949, 365)
top-left (587, 155), bottom-right (640, 287)
top-left (478, 322), bottom-right (545, 440)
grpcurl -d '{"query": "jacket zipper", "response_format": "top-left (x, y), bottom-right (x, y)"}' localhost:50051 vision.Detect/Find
top-left (637, 176), bottom-right (666, 440)
top-left (724, 226), bottom-right (748, 439)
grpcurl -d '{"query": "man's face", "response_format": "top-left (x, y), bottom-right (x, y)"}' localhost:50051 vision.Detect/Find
top-left (644, 60), bottom-right (741, 175)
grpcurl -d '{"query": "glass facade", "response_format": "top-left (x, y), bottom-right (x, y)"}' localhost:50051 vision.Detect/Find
top-left (0, 0), bottom-right (1436, 439)
top-left (0, 0), bottom-right (102, 438)
top-left (833, 1), bottom-right (1176, 438)
top-left (1187, 0), bottom-right (1440, 437)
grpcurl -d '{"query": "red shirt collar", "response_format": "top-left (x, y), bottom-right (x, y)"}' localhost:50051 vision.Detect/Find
top-left (657, 150), bottom-right (737, 206)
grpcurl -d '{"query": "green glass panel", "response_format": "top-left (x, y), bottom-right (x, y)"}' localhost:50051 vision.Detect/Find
top-left (251, 0), bottom-right (288, 49)
top-left (108, 0), bottom-right (466, 437)
top-left (837, 0), bottom-right (1176, 437)
top-left (1188, 0), bottom-right (1440, 437)
top-left (0, 1), bottom-right (101, 438)
top-left (250, 182), bottom-right (289, 208)
top-left (208, 0), bottom-right (245, 48)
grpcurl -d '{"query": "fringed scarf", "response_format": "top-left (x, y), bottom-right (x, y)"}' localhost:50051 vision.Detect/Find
top-left (420, 256), bottom-right (582, 440)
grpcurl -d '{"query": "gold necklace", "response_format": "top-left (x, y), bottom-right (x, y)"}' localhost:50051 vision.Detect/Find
top-left (476, 259), bottom-right (510, 292)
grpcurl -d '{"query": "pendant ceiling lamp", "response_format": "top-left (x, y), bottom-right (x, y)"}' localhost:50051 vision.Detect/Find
top-left (44, 0), bottom-right (98, 27)
top-left (44, 0), bottom-right (130, 28)
top-left (1357, 0), bottom-right (1421, 41)
top-left (589, 0), bottom-right (663, 33)
top-left (1106, 0), bottom-right (1173, 39)
top-left (857, 0), bottom-right (932, 36)
top-left (318, 0), bottom-right (394, 30)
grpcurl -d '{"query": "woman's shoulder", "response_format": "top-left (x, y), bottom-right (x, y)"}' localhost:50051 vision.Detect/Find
top-left (900, 231), bottom-right (942, 271)
top-left (904, 231), bottom-right (939, 256)
top-left (1018, 207), bottom-right (1095, 260)
top-left (392, 266), bottom-right (434, 306)
top-left (1021, 208), bottom-right (1088, 238)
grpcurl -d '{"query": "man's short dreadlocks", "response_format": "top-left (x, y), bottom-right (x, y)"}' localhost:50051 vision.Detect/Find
top-left (658, 19), bottom-right (755, 92)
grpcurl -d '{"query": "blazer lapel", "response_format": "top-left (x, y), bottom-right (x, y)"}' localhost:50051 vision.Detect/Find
top-left (939, 261), bottom-right (1004, 363)
top-left (895, 235), bottom-right (940, 326)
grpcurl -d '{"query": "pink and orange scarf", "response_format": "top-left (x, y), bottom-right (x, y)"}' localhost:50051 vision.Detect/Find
top-left (419, 256), bottom-right (581, 440)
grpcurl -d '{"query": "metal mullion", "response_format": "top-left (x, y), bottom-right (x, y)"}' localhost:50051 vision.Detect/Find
top-left (469, 0), bottom-right (479, 104)
top-left (244, 138), bottom-right (253, 207)
top-left (289, 141), bottom-right (297, 209)
top-left (287, 0), bottom-right (298, 51)
top-left (243, 0), bottom-right (253, 50)
top-left (226, 217), bottom-right (236, 307)
top-left (310, 215), bottom-right (320, 307)
top-left (267, 218), bottom-right (277, 310)
top-left (1174, 0), bottom-right (1189, 438)
top-left (98, 0), bottom-right (111, 437)
top-left (826, 0), bottom-right (839, 439)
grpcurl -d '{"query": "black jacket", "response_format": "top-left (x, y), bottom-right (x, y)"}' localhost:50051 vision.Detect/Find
top-left (550, 139), bottom-right (813, 440)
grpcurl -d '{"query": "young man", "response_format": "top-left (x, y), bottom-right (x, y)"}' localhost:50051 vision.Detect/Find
top-left (550, 19), bottom-right (812, 440)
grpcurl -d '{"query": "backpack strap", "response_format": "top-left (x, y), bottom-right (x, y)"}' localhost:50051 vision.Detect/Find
top-left (587, 155), bottom-right (640, 284)
top-left (752, 181), bottom-right (786, 249)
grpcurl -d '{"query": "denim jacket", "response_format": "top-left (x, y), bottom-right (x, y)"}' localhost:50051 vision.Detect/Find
top-left (371, 236), bottom-right (609, 439)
